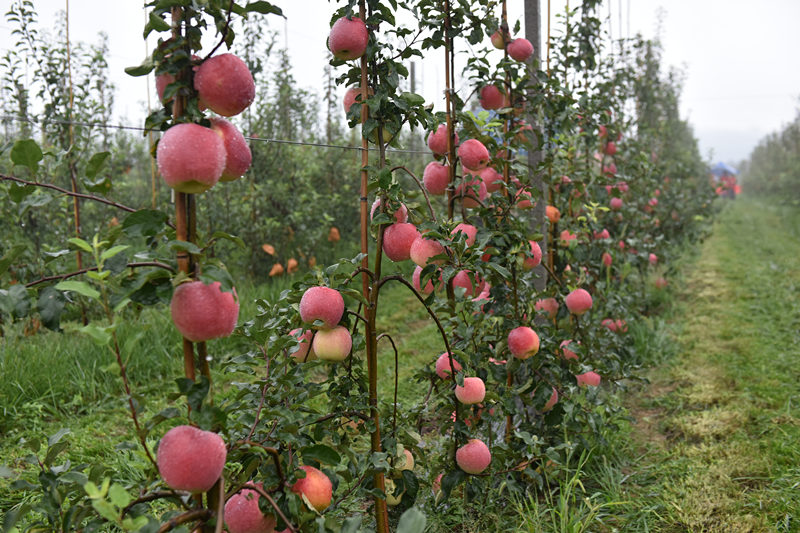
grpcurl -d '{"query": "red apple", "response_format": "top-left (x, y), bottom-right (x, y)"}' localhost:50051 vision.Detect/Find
top-left (157, 123), bottom-right (226, 193)
top-left (329, 16), bottom-right (368, 61)
top-left (507, 38), bottom-right (533, 61)
top-left (370, 198), bottom-right (408, 223)
top-left (423, 161), bottom-right (450, 195)
top-left (458, 139), bottom-right (490, 171)
top-left (382, 222), bottom-right (420, 262)
top-left (508, 326), bottom-right (540, 359)
top-left (545, 205), bottom-right (561, 223)
top-left (225, 482), bottom-right (277, 533)
top-left (565, 288), bottom-right (592, 315)
top-left (456, 439), bottom-right (491, 474)
top-left (299, 286), bottom-right (344, 329)
top-left (522, 240), bottom-right (542, 270)
top-left (194, 53), bottom-right (255, 117)
top-left (451, 223), bottom-right (477, 246)
top-left (576, 371), bottom-right (601, 387)
top-left (435, 352), bottom-right (462, 379)
top-left (209, 117), bottom-right (251, 182)
top-left (560, 339), bottom-right (578, 360)
top-left (412, 266), bottom-right (436, 294)
top-left (157, 425), bottom-right (226, 493)
top-left (291, 466), bottom-right (332, 512)
top-left (289, 328), bottom-right (316, 362)
top-left (455, 377), bottom-right (486, 405)
top-left (534, 297), bottom-right (558, 319)
top-left (427, 124), bottom-right (458, 155)
top-left (479, 85), bottom-right (507, 110)
top-left (170, 281), bottom-right (239, 342)
top-left (410, 236), bottom-right (445, 267)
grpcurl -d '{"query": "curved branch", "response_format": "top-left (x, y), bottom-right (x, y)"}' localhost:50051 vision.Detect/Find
top-left (0, 174), bottom-right (174, 226)
top-left (390, 165), bottom-right (436, 222)
top-left (203, 0), bottom-right (235, 60)
top-left (234, 441), bottom-right (285, 488)
top-left (377, 333), bottom-right (400, 440)
top-left (377, 275), bottom-right (452, 366)
top-left (245, 483), bottom-right (297, 533)
top-left (346, 308), bottom-right (369, 325)
top-left (121, 491), bottom-right (188, 516)
top-left (157, 509), bottom-right (212, 533)
top-left (25, 262), bottom-right (176, 288)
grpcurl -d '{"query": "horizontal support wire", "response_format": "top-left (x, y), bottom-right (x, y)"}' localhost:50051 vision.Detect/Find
top-left (0, 115), bottom-right (430, 154)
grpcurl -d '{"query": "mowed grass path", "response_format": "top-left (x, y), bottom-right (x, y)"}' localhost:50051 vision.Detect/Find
top-left (618, 196), bottom-right (800, 531)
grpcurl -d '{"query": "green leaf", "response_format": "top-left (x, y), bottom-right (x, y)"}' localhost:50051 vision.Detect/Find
top-left (210, 231), bottom-right (245, 249)
top-left (0, 243), bottom-right (27, 276)
top-left (341, 516), bottom-right (363, 533)
top-left (109, 483), bottom-right (132, 508)
top-left (122, 209), bottom-right (168, 238)
top-left (125, 57), bottom-right (155, 77)
top-left (397, 507), bottom-right (426, 533)
top-left (100, 245), bottom-right (130, 262)
top-left (48, 428), bottom-right (70, 446)
top-left (37, 286), bottom-right (64, 330)
top-left (43, 441), bottom-right (68, 467)
top-left (440, 469), bottom-right (465, 502)
top-left (401, 92), bottom-right (425, 106)
top-left (147, 11), bottom-right (171, 32)
top-left (10, 139), bottom-right (43, 173)
top-left (168, 240), bottom-right (203, 255)
top-left (244, 1), bottom-right (285, 16)
top-left (84, 480), bottom-right (101, 498)
top-left (301, 444), bottom-right (341, 466)
top-left (55, 281), bottom-right (100, 300)
top-left (67, 238), bottom-right (94, 254)
top-left (85, 152), bottom-right (110, 179)
top-left (77, 323), bottom-right (114, 346)
top-left (91, 499), bottom-right (119, 522)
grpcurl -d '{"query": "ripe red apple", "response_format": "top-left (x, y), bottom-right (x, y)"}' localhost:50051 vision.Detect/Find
top-left (451, 223), bottom-right (477, 246)
top-left (312, 326), bottom-right (352, 362)
top-left (508, 326), bottom-right (540, 359)
top-left (479, 85), bottom-right (507, 110)
top-left (157, 425), bottom-right (226, 493)
top-left (427, 124), bottom-right (458, 155)
top-left (534, 297), bottom-right (558, 319)
top-left (329, 16), bottom-right (368, 60)
top-left (542, 387), bottom-right (558, 412)
top-left (576, 371), bottom-right (601, 387)
top-left (423, 161), bottom-right (450, 195)
top-left (610, 197), bottom-right (623, 211)
top-left (559, 230), bottom-right (577, 246)
top-left (453, 270), bottom-right (482, 297)
top-left (565, 288), bottom-right (592, 315)
top-left (194, 53), bottom-right (255, 117)
top-left (654, 276), bottom-right (668, 289)
top-left (291, 466), bottom-right (332, 512)
top-left (560, 339), bottom-right (578, 360)
top-left (225, 482), bottom-right (277, 533)
top-left (343, 86), bottom-right (373, 113)
top-left (507, 38), bottom-right (533, 61)
top-left (208, 117), bottom-right (251, 182)
top-left (649, 253), bottom-right (658, 265)
top-left (435, 352), bottom-right (462, 379)
top-left (522, 240), bottom-right (542, 270)
top-left (456, 439), bottom-right (491, 474)
top-left (602, 252), bottom-right (612, 267)
top-left (545, 205), bottom-right (560, 223)
top-left (479, 167), bottom-right (504, 192)
top-left (458, 139), bottom-right (490, 171)
top-left (382, 222), bottom-right (420, 262)
top-left (289, 328), bottom-right (316, 362)
top-left (412, 266), bottom-right (436, 295)
top-left (157, 123), bottom-right (226, 193)
top-left (299, 286), bottom-right (344, 329)
top-left (594, 228), bottom-right (610, 240)
top-left (455, 178), bottom-right (488, 208)
top-left (455, 377), bottom-right (486, 405)
top-left (410, 236), bottom-right (445, 267)
top-left (370, 198), bottom-right (408, 223)
top-left (170, 281), bottom-right (239, 342)
top-left (604, 141), bottom-right (617, 156)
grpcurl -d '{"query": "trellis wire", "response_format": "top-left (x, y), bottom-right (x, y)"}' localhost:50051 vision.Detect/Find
top-left (0, 115), bottom-right (431, 154)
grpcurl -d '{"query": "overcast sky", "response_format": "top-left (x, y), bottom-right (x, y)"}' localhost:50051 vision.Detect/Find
top-left (2, 0), bottom-right (799, 164)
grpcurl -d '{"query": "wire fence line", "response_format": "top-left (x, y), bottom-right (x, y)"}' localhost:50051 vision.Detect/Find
top-left (0, 114), bottom-right (431, 155)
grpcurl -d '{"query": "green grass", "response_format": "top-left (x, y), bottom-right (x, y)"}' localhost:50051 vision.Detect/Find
top-left (596, 196), bottom-right (800, 531)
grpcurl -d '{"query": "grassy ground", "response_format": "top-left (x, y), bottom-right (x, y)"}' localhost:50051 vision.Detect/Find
top-left (591, 196), bottom-right (800, 531)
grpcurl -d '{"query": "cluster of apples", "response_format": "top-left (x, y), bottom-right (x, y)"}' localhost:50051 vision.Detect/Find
top-left (291, 286), bottom-right (351, 362)
top-left (155, 425), bottom-right (333, 533)
top-left (155, 53), bottom-right (255, 193)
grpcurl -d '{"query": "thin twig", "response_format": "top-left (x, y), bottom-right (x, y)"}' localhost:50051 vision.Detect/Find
top-left (25, 262), bottom-right (175, 288)
top-left (376, 333), bottom-right (400, 440)
top-left (157, 509), bottom-right (212, 533)
top-left (390, 165), bottom-right (436, 222)
top-left (204, 0), bottom-right (235, 60)
top-left (245, 483), bottom-right (297, 533)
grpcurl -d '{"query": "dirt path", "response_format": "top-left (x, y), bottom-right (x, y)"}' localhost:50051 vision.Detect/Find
top-left (620, 196), bottom-right (800, 532)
